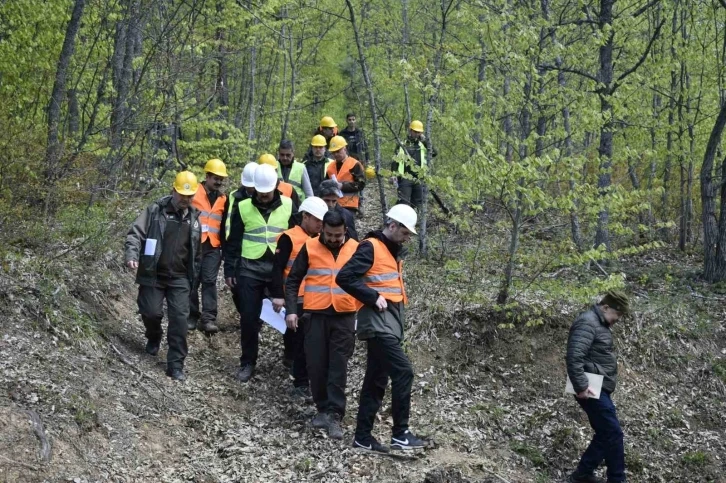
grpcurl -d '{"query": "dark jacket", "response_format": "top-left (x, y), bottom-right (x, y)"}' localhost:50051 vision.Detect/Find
top-left (392, 136), bottom-right (437, 179)
top-left (336, 230), bottom-right (406, 341)
top-left (302, 153), bottom-right (331, 196)
top-left (566, 305), bottom-right (618, 394)
top-left (336, 204), bottom-right (358, 241)
top-left (124, 195), bottom-right (202, 286)
top-left (339, 127), bottom-right (368, 163)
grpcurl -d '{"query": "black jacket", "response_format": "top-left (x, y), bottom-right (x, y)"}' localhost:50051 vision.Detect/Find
top-left (336, 204), bottom-right (358, 241)
top-left (566, 305), bottom-right (618, 394)
top-left (302, 153), bottom-right (330, 196)
top-left (339, 127), bottom-right (368, 163)
top-left (392, 136), bottom-right (437, 178)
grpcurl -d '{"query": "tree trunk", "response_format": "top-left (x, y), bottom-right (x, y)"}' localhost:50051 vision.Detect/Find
top-left (700, 102), bottom-right (726, 282)
top-left (401, 0), bottom-right (412, 125)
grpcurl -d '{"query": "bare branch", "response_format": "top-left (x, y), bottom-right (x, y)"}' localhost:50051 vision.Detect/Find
top-left (633, 0), bottom-right (661, 17)
top-left (539, 63), bottom-right (599, 83)
top-left (613, 18), bottom-right (665, 91)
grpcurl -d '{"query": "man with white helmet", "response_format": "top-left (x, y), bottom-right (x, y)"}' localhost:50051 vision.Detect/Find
top-left (269, 196), bottom-right (329, 400)
top-left (337, 204), bottom-right (426, 453)
top-left (224, 163), bottom-right (295, 383)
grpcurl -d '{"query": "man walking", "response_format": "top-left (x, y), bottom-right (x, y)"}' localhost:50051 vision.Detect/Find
top-left (336, 204), bottom-right (426, 453)
top-left (339, 113), bottom-right (368, 217)
top-left (319, 179), bottom-right (358, 241)
top-left (391, 120), bottom-right (437, 210)
top-left (189, 158), bottom-right (228, 333)
top-left (125, 171), bottom-right (202, 381)
top-left (326, 136), bottom-right (366, 216)
top-left (566, 291), bottom-right (630, 483)
top-left (277, 140), bottom-right (313, 201)
top-left (224, 164), bottom-right (295, 383)
top-left (303, 135), bottom-right (333, 196)
top-left (270, 196), bottom-right (329, 399)
top-left (285, 211), bottom-right (360, 440)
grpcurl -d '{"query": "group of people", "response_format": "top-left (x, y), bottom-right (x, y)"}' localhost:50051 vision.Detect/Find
top-left (123, 113), bottom-right (631, 478)
top-left (124, 115), bottom-right (432, 454)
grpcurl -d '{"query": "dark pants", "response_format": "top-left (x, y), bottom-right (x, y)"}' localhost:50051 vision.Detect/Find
top-left (137, 277), bottom-right (190, 370)
top-left (575, 392), bottom-right (625, 482)
top-left (189, 244), bottom-right (221, 324)
top-left (354, 333), bottom-right (414, 440)
top-left (283, 305), bottom-right (309, 387)
top-left (397, 178), bottom-right (423, 209)
top-left (235, 275), bottom-right (267, 367)
top-left (304, 313), bottom-right (356, 416)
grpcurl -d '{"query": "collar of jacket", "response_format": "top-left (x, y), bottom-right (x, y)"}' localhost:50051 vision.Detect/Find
top-left (364, 230), bottom-right (402, 259)
top-left (252, 191), bottom-right (282, 211)
top-left (592, 304), bottom-right (610, 327)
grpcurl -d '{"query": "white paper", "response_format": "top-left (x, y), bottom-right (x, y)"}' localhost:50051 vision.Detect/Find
top-left (330, 175), bottom-right (344, 198)
top-left (144, 238), bottom-right (157, 256)
top-left (565, 372), bottom-right (604, 399)
top-left (260, 298), bottom-right (287, 334)
top-left (201, 224), bottom-right (209, 233)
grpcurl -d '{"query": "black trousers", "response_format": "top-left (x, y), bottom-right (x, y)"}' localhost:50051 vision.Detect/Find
top-left (305, 313), bottom-right (356, 416)
top-left (137, 276), bottom-right (190, 370)
top-left (354, 333), bottom-right (414, 440)
top-left (397, 178), bottom-right (423, 209)
top-left (235, 275), bottom-right (267, 367)
top-left (189, 244), bottom-right (221, 323)
top-left (283, 305), bottom-right (309, 387)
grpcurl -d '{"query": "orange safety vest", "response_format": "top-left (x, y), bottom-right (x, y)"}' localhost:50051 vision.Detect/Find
top-left (277, 225), bottom-right (309, 303)
top-left (326, 156), bottom-right (361, 209)
top-left (302, 237), bottom-right (361, 313)
top-left (192, 184), bottom-right (226, 247)
top-left (278, 181), bottom-right (294, 199)
top-left (362, 238), bottom-right (408, 304)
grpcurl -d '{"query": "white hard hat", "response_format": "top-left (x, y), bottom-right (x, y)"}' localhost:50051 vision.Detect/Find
top-left (386, 204), bottom-right (418, 234)
top-left (298, 196), bottom-right (329, 221)
top-left (241, 163), bottom-right (258, 188)
top-left (253, 164), bottom-right (278, 193)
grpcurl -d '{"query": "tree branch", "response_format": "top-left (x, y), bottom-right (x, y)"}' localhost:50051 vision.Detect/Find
top-left (613, 18), bottom-right (665, 92)
top-left (539, 63), bottom-right (599, 83)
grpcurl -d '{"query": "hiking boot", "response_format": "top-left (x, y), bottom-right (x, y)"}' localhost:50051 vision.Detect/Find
top-left (568, 472), bottom-right (606, 483)
top-left (236, 364), bottom-right (255, 383)
top-left (327, 413), bottom-right (344, 440)
top-left (390, 430), bottom-right (426, 450)
top-left (166, 368), bottom-right (186, 381)
top-left (198, 321), bottom-right (219, 334)
top-left (291, 386), bottom-right (313, 404)
top-left (353, 437), bottom-right (389, 454)
top-left (145, 340), bottom-right (160, 356)
top-left (187, 318), bottom-right (197, 331)
top-left (312, 412), bottom-right (329, 429)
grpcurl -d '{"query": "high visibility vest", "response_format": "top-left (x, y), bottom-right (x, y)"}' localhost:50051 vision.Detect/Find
top-left (238, 197), bottom-right (292, 260)
top-left (192, 184), bottom-right (226, 247)
top-left (278, 181), bottom-right (294, 199)
top-left (326, 156), bottom-right (361, 209)
top-left (302, 237), bottom-right (361, 313)
top-left (362, 238), bottom-right (408, 304)
top-left (278, 225), bottom-right (310, 303)
top-left (277, 161), bottom-right (306, 201)
top-left (396, 142), bottom-right (428, 175)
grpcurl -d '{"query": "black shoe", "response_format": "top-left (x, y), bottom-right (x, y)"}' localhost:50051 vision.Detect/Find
top-left (198, 321), bottom-right (219, 333)
top-left (166, 368), bottom-right (186, 381)
top-left (569, 472), bottom-right (606, 483)
top-left (187, 319), bottom-right (198, 331)
top-left (291, 386), bottom-right (313, 404)
top-left (312, 412), bottom-right (329, 429)
top-left (327, 413), bottom-right (344, 440)
top-left (145, 340), bottom-right (160, 356)
top-left (236, 364), bottom-right (255, 383)
top-left (390, 430), bottom-right (426, 450)
top-left (353, 437), bottom-right (389, 454)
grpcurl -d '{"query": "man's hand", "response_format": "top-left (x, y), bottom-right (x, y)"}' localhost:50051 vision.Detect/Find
top-left (576, 387), bottom-right (596, 399)
top-left (225, 277), bottom-right (236, 288)
top-left (272, 298), bottom-right (285, 313)
top-left (375, 295), bottom-right (388, 312)
top-left (126, 260), bottom-right (138, 270)
top-left (286, 314), bottom-right (298, 330)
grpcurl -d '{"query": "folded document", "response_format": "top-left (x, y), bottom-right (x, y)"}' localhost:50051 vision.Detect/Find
top-left (565, 372), bottom-right (604, 399)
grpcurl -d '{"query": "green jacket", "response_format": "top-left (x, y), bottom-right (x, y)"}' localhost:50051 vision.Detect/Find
top-left (124, 195), bottom-right (202, 286)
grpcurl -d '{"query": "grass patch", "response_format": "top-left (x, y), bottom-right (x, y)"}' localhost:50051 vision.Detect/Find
top-left (510, 440), bottom-right (545, 467)
top-left (681, 451), bottom-right (709, 467)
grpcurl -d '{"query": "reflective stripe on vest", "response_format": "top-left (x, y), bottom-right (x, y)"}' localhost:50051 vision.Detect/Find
top-left (238, 197), bottom-right (292, 260)
top-left (363, 238), bottom-right (407, 304)
top-left (396, 143), bottom-right (428, 175)
top-left (277, 161), bottom-right (306, 201)
top-left (192, 184), bottom-right (227, 247)
top-left (302, 237), bottom-right (361, 313)
top-left (326, 156), bottom-right (361, 209)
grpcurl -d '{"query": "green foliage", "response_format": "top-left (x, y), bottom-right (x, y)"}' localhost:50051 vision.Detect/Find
top-left (681, 451), bottom-right (709, 468)
top-left (509, 440), bottom-right (545, 467)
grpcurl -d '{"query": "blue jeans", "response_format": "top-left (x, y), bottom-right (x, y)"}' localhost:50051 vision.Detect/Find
top-left (575, 392), bottom-right (625, 482)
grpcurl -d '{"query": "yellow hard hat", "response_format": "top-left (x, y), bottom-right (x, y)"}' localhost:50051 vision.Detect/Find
top-left (311, 134), bottom-right (327, 147)
top-left (409, 120), bottom-right (424, 133)
top-left (365, 166), bottom-right (376, 179)
top-left (328, 135), bottom-right (347, 152)
top-left (320, 116), bottom-right (337, 128)
top-left (258, 153), bottom-right (279, 169)
top-left (173, 171), bottom-right (199, 196)
top-left (204, 158), bottom-right (228, 177)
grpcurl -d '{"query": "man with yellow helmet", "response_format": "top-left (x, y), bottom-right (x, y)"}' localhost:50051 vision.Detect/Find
top-left (391, 120), bottom-right (437, 209)
top-left (303, 134), bottom-right (334, 196)
top-left (124, 171), bottom-right (203, 382)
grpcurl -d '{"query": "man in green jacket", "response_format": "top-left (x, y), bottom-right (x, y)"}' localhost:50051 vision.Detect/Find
top-left (391, 120), bottom-right (437, 210)
top-left (566, 290), bottom-right (630, 483)
top-left (124, 171), bottom-right (202, 381)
